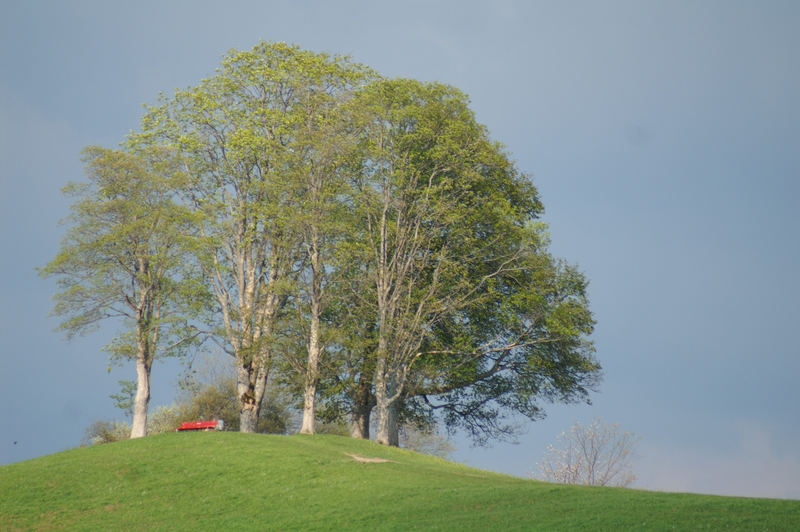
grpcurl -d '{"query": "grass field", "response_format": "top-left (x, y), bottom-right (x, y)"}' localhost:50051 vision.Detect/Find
top-left (1, 432), bottom-right (798, 530)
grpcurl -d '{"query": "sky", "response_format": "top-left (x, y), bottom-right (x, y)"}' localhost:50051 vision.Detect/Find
top-left (1, 0), bottom-right (798, 499)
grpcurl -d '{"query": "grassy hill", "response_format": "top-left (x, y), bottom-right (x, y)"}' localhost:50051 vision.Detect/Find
top-left (1, 432), bottom-right (798, 530)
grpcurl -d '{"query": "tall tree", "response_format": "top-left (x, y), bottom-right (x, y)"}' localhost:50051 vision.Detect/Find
top-left (334, 78), bottom-right (600, 445)
top-left (41, 146), bottom-right (194, 438)
top-left (341, 79), bottom-right (541, 444)
top-left (135, 42), bottom-right (370, 432)
top-left (288, 58), bottom-right (372, 434)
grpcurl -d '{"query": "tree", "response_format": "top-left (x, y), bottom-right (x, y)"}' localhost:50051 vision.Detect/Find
top-left (536, 418), bottom-right (639, 487)
top-left (329, 78), bottom-right (599, 446)
top-left (342, 78), bottom-right (511, 444)
top-left (41, 146), bottom-right (196, 438)
top-left (280, 54), bottom-right (373, 435)
top-left (135, 41), bottom-right (371, 433)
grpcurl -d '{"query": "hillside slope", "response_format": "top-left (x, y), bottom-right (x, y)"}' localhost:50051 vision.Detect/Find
top-left (1, 432), bottom-right (798, 530)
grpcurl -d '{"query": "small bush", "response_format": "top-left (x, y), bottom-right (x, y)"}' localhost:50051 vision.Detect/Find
top-left (83, 420), bottom-right (130, 445)
top-left (147, 405), bottom-right (183, 434)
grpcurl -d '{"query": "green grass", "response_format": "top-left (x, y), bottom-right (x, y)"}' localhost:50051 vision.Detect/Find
top-left (1, 432), bottom-right (798, 530)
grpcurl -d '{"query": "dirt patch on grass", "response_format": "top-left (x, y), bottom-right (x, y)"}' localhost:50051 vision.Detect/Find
top-left (344, 452), bottom-right (396, 463)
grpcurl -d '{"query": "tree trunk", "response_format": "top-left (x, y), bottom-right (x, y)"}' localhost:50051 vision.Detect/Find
top-left (130, 353), bottom-right (151, 439)
top-left (374, 393), bottom-right (399, 446)
top-left (299, 380), bottom-right (317, 434)
top-left (300, 250), bottom-right (322, 434)
top-left (374, 355), bottom-right (400, 446)
top-left (240, 404), bottom-right (259, 433)
top-left (238, 362), bottom-right (269, 433)
top-left (387, 403), bottom-right (399, 446)
top-left (350, 379), bottom-right (374, 439)
top-left (350, 409), bottom-right (370, 439)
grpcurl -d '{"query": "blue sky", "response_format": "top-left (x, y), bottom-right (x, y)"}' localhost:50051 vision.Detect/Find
top-left (2, 0), bottom-right (798, 499)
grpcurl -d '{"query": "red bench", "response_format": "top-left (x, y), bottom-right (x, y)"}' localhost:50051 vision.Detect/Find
top-left (176, 420), bottom-right (224, 431)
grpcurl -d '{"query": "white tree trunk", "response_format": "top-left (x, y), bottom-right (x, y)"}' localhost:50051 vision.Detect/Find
top-left (239, 405), bottom-right (259, 433)
top-left (374, 394), bottom-right (399, 446)
top-left (235, 289), bottom-right (277, 433)
top-left (299, 383), bottom-right (317, 434)
top-left (300, 287), bottom-right (321, 434)
top-left (372, 193), bottom-right (401, 446)
top-left (299, 330), bottom-right (320, 433)
top-left (238, 363), bottom-right (269, 433)
top-left (300, 227), bottom-right (323, 435)
top-left (130, 355), bottom-right (151, 438)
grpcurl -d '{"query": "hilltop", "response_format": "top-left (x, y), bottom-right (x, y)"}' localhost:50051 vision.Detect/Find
top-left (1, 432), bottom-right (798, 530)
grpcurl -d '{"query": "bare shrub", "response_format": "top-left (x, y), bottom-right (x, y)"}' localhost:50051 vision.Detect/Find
top-left (536, 418), bottom-right (638, 487)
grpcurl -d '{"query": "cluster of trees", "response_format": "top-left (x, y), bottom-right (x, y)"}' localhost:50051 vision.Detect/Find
top-left (42, 42), bottom-right (600, 446)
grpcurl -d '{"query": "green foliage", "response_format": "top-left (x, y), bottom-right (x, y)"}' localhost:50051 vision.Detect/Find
top-left (41, 146), bottom-right (196, 343)
top-left (2, 434), bottom-right (798, 530)
top-left (41, 149), bottom-right (202, 375)
top-left (109, 379), bottom-right (137, 418)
